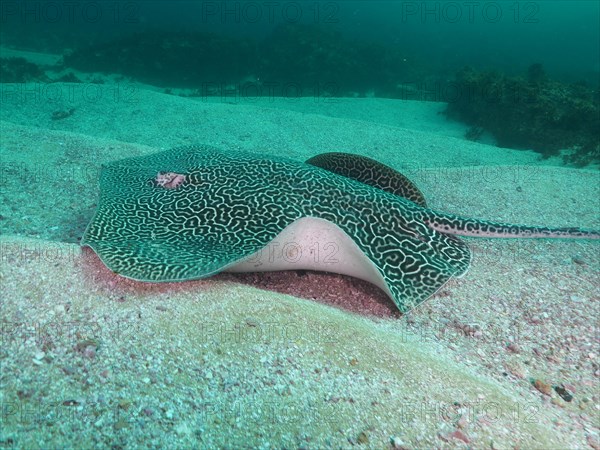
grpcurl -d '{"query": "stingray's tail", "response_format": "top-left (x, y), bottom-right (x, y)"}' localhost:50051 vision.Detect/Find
top-left (425, 211), bottom-right (600, 239)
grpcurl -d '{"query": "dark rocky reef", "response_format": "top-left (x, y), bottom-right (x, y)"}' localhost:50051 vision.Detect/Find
top-left (63, 30), bottom-right (258, 87)
top-left (0, 57), bottom-right (48, 82)
top-left (62, 25), bottom-right (416, 98)
top-left (446, 65), bottom-right (600, 166)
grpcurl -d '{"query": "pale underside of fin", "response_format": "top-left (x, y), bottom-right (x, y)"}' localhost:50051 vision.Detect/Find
top-left (226, 216), bottom-right (394, 299)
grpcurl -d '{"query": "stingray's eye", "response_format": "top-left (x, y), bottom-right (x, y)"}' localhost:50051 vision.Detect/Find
top-left (154, 172), bottom-right (186, 189)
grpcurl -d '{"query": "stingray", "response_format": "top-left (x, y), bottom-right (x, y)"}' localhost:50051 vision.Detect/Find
top-left (82, 145), bottom-right (600, 312)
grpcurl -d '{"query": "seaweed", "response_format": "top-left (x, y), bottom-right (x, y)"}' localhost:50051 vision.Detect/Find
top-left (446, 65), bottom-right (600, 166)
top-left (0, 57), bottom-right (47, 83)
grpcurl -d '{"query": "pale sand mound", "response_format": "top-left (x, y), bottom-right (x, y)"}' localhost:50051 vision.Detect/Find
top-left (0, 82), bottom-right (560, 168)
top-left (0, 235), bottom-right (593, 449)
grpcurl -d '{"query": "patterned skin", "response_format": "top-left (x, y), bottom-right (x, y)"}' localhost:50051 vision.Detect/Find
top-left (306, 152), bottom-right (428, 207)
top-left (82, 145), bottom-right (599, 313)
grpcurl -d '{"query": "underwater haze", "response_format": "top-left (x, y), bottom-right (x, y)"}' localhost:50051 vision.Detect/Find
top-left (3, 0), bottom-right (600, 81)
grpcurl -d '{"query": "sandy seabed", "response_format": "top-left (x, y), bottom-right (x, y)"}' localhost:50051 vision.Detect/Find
top-left (0, 80), bottom-right (599, 449)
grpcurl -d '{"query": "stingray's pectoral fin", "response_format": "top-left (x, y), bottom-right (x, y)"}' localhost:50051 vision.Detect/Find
top-left (84, 238), bottom-right (257, 282)
top-left (306, 152), bottom-right (427, 207)
top-left (387, 260), bottom-right (456, 313)
top-left (367, 229), bottom-right (471, 313)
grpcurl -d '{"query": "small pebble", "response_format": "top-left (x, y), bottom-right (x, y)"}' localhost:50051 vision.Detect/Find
top-left (506, 343), bottom-right (521, 353)
top-left (83, 346), bottom-right (96, 359)
top-left (505, 360), bottom-right (526, 379)
top-left (118, 400), bottom-right (131, 410)
top-left (586, 435), bottom-right (600, 450)
top-left (175, 423), bottom-right (190, 436)
top-left (357, 431), bottom-right (369, 444)
top-left (533, 379), bottom-right (552, 396)
top-left (62, 366), bottom-right (76, 375)
top-left (76, 339), bottom-right (98, 353)
top-left (390, 436), bottom-right (406, 449)
top-left (16, 389), bottom-right (33, 399)
top-left (450, 429), bottom-right (470, 444)
top-left (114, 418), bottom-right (128, 430)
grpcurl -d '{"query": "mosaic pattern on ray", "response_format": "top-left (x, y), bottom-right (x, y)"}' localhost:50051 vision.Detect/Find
top-left (82, 145), bottom-right (600, 312)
